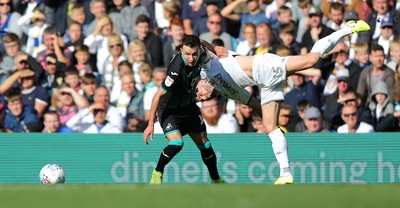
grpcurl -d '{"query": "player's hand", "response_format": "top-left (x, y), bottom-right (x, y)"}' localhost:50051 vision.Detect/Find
top-left (143, 124), bottom-right (155, 145)
top-left (214, 46), bottom-right (228, 58)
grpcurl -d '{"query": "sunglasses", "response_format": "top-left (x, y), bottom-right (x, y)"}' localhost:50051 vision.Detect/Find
top-left (381, 26), bottom-right (393, 30)
top-left (343, 112), bottom-right (357, 118)
top-left (0, 2), bottom-right (11, 6)
top-left (46, 61), bottom-right (56, 65)
top-left (109, 44), bottom-right (122, 48)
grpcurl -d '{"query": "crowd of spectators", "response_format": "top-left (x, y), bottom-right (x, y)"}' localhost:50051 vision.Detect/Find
top-left (0, 0), bottom-right (400, 133)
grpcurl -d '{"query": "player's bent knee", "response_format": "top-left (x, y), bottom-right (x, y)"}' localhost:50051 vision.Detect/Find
top-left (168, 140), bottom-right (184, 146)
top-left (197, 140), bottom-right (211, 150)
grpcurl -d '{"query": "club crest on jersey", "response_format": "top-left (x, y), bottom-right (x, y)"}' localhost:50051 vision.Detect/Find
top-left (165, 76), bottom-right (174, 87)
top-left (166, 123), bottom-right (173, 130)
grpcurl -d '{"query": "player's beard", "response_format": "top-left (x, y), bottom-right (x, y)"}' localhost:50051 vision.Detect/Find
top-left (202, 114), bottom-right (220, 126)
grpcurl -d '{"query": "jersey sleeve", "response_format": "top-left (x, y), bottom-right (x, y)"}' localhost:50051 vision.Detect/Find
top-left (161, 56), bottom-right (181, 92)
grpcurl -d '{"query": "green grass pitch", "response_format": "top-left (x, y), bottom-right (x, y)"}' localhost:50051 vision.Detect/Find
top-left (1, 184), bottom-right (399, 208)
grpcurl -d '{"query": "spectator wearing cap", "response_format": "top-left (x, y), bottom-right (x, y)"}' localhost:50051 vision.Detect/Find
top-left (371, 14), bottom-right (398, 58)
top-left (366, 0), bottom-right (400, 40)
top-left (193, 0), bottom-right (227, 36)
top-left (300, 6), bottom-right (335, 55)
top-left (323, 68), bottom-right (352, 130)
top-left (4, 89), bottom-right (42, 132)
top-left (17, 9), bottom-right (49, 57)
top-left (221, 0), bottom-right (269, 41)
top-left (320, 0), bottom-right (363, 20)
top-left (303, 106), bottom-right (330, 133)
top-left (337, 104), bottom-right (375, 133)
top-left (357, 44), bottom-right (395, 105)
top-left (342, 10), bottom-right (370, 60)
top-left (367, 81), bottom-right (397, 131)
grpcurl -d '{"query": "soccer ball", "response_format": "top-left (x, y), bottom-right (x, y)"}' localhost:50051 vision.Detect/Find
top-left (39, 164), bottom-right (66, 184)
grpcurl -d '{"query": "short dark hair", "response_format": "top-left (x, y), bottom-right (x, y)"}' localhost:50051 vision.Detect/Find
top-left (5, 89), bottom-right (22, 102)
top-left (44, 26), bottom-right (57, 35)
top-left (182, 35), bottom-right (200, 48)
top-left (136, 14), bottom-right (150, 25)
top-left (370, 44), bottom-right (384, 54)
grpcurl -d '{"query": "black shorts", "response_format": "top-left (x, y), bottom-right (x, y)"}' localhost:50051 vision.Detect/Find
top-left (158, 103), bottom-right (206, 136)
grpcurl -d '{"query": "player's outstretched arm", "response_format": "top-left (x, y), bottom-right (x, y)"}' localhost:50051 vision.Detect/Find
top-left (143, 87), bottom-right (166, 144)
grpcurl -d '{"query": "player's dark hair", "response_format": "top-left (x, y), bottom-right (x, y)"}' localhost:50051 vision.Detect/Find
top-left (182, 35), bottom-right (200, 48)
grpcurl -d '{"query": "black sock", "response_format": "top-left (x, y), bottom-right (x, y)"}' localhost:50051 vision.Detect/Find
top-left (200, 146), bottom-right (220, 180)
top-left (155, 145), bottom-right (183, 172)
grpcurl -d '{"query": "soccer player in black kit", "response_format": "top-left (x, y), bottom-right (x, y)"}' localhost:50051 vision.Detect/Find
top-left (143, 35), bottom-right (224, 184)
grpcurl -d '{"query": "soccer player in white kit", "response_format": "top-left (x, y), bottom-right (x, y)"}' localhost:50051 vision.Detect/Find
top-left (196, 20), bottom-right (371, 184)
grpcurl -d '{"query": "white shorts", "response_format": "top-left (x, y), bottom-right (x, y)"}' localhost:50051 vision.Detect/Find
top-left (252, 53), bottom-right (288, 105)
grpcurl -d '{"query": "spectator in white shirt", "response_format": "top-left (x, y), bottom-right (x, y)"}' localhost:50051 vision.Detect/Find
top-left (337, 105), bottom-right (375, 133)
top-left (66, 101), bottom-right (121, 133)
top-left (200, 96), bottom-right (239, 133)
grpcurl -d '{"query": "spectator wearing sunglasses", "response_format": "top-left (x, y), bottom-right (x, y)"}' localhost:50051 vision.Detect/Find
top-left (337, 104), bottom-right (374, 133)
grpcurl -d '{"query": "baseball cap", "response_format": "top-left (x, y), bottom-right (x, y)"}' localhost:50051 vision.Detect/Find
top-left (336, 68), bottom-right (350, 81)
top-left (308, 6), bottom-right (322, 16)
top-left (380, 15), bottom-right (394, 27)
top-left (304, 106), bottom-right (321, 119)
top-left (344, 10), bottom-right (359, 21)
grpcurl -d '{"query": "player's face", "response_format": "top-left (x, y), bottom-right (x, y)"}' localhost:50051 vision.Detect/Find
top-left (181, 45), bottom-right (200, 67)
top-left (195, 79), bottom-right (214, 101)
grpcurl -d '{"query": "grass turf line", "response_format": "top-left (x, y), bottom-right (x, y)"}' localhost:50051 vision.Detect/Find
top-left (1, 184), bottom-right (399, 208)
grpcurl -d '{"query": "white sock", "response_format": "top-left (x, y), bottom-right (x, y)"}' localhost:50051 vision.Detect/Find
top-left (268, 128), bottom-right (291, 177)
top-left (310, 26), bottom-right (352, 57)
